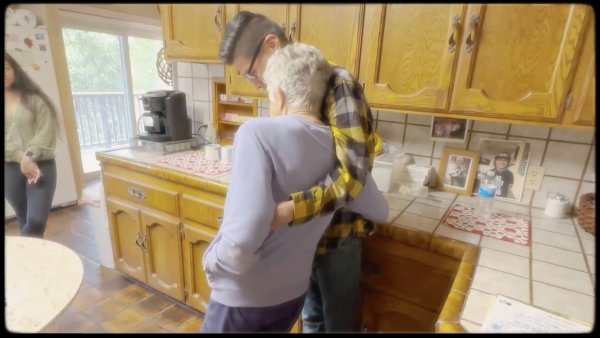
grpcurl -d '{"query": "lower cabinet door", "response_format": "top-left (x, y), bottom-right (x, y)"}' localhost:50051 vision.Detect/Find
top-left (182, 223), bottom-right (216, 313)
top-left (141, 209), bottom-right (185, 301)
top-left (107, 198), bottom-right (146, 283)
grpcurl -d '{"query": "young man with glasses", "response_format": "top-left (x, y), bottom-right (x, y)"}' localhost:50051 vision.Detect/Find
top-left (218, 11), bottom-right (377, 333)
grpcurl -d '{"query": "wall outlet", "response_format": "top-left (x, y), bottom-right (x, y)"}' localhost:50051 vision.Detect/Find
top-left (524, 165), bottom-right (545, 191)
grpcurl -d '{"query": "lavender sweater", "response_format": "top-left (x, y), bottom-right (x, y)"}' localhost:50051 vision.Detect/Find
top-left (202, 115), bottom-right (388, 307)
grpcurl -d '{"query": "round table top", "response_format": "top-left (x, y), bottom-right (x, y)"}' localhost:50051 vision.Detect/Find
top-left (5, 236), bottom-right (84, 333)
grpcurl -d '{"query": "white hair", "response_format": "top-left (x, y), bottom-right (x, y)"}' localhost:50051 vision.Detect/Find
top-left (262, 42), bottom-right (332, 114)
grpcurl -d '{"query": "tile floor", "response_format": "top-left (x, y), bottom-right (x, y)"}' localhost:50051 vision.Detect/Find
top-left (5, 180), bottom-right (204, 333)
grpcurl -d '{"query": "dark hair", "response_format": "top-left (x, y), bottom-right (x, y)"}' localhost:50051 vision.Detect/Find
top-left (5, 51), bottom-right (61, 134)
top-left (219, 11), bottom-right (288, 64)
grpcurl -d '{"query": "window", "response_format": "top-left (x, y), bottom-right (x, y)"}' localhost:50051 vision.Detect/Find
top-left (60, 10), bottom-right (171, 175)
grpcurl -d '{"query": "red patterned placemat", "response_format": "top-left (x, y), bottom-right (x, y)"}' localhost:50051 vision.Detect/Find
top-left (157, 150), bottom-right (231, 176)
top-left (443, 204), bottom-right (531, 246)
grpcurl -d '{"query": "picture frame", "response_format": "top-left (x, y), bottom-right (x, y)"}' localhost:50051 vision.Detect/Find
top-left (476, 138), bottom-right (531, 202)
top-left (430, 117), bottom-right (470, 143)
top-left (437, 147), bottom-right (480, 195)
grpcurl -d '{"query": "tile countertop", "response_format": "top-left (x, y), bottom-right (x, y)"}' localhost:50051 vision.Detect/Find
top-left (382, 189), bottom-right (595, 332)
top-left (98, 147), bottom-right (595, 332)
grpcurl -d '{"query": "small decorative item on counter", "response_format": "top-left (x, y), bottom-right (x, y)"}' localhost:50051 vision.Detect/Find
top-left (576, 193), bottom-right (595, 235)
top-left (544, 192), bottom-right (570, 219)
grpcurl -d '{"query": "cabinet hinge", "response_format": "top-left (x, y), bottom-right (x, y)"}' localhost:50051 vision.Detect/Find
top-left (563, 92), bottom-right (573, 111)
top-left (180, 228), bottom-right (185, 241)
top-left (183, 289), bottom-right (189, 301)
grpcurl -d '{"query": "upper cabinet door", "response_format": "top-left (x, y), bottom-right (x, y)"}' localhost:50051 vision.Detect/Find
top-left (160, 4), bottom-right (224, 62)
top-left (450, 4), bottom-right (588, 121)
top-left (225, 4), bottom-right (290, 98)
top-left (290, 4), bottom-right (364, 76)
top-left (563, 8), bottom-right (595, 127)
top-left (362, 4), bottom-right (464, 112)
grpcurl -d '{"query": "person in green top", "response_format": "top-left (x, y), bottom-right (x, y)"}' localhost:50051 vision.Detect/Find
top-left (5, 51), bottom-right (60, 238)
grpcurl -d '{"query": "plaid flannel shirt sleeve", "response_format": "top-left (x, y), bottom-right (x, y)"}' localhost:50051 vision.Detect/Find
top-left (289, 69), bottom-right (375, 225)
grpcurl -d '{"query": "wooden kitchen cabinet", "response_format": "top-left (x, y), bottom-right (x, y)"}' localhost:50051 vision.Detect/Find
top-left (361, 4), bottom-right (465, 112)
top-left (289, 4), bottom-right (364, 77)
top-left (106, 197), bottom-right (185, 301)
top-left (224, 4), bottom-right (290, 98)
top-left (450, 4), bottom-right (589, 121)
top-left (159, 4), bottom-right (224, 62)
top-left (182, 223), bottom-right (217, 313)
top-left (563, 12), bottom-right (595, 127)
top-left (107, 198), bottom-right (146, 283)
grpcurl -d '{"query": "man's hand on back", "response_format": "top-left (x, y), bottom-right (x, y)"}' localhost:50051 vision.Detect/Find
top-left (270, 200), bottom-right (294, 231)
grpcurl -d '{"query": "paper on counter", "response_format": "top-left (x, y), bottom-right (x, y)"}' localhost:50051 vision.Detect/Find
top-left (481, 295), bottom-right (591, 333)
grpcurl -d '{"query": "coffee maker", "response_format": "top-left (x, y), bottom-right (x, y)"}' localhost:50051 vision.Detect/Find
top-left (139, 90), bottom-right (191, 142)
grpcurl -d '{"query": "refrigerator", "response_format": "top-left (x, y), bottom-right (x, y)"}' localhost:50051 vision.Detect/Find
top-left (5, 23), bottom-right (78, 219)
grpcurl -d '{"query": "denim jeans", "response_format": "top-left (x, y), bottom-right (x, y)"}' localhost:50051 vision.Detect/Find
top-left (4, 159), bottom-right (57, 238)
top-left (302, 235), bottom-right (362, 333)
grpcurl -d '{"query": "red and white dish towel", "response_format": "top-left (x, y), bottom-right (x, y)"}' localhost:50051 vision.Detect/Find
top-left (443, 204), bottom-right (531, 246)
top-left (157, 151), bottom-right (231, 176)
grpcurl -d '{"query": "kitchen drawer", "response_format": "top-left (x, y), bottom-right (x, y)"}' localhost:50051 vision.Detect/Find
top-left (103, 173), bottom-right (179, 216)
top-left (181, 193), bottom-right (224, 230)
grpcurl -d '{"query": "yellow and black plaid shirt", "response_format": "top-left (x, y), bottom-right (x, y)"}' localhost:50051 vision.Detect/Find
top-left (289, 66), bottom-right (377, 255)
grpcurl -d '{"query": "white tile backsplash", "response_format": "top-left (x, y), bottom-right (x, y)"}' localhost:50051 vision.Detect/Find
top-left (472, 121), bottom-right (509, 134)
top-left (543, 142), bottom-right (589, 179)
top-left (549, 127), bottom-right (595, 143)
top-left (406, 114), bottom-right (432, 125)
top-left (376, 121), bottom-right (404, 145)
top-left (403, 125), bottom-right (434, 157)
top-left (176, 62), bottom-right (193, 77)
top-left (377, 110), bottom-right (405, 123)
top-left (193, 101), bottom-right (210, 125)
top-left (208, 64), bottom-right (225, 78)
top-left (509, 124), bottom-right (550, 139)
top-left (192, 78), bottom-right (210, 101)
top-left (433, 140), bottom-right (468, 158)
top-left (192, 63), bottom-right (208, 78)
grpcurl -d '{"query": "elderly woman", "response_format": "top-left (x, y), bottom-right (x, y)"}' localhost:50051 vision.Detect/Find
top-left (201, 43), bottom-right (388, 333)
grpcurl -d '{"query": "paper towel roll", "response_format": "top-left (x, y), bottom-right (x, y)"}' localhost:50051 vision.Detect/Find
top-left (15, 9), bottom-right (36, 28)
top-left (6, 8), bottom-right (18, 26)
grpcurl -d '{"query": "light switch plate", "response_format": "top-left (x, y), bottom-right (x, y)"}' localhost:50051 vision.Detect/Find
top-left (524, 165), bottom-right (545, 191)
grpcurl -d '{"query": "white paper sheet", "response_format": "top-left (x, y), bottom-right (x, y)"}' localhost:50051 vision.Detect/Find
top-left (481, 295), bottom-right (591, 333)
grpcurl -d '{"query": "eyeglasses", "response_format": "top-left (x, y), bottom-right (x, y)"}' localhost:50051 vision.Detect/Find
top-left (243, 37), bottom-right (265, 81)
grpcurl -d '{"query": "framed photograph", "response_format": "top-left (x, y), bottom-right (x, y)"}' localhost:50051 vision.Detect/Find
top-left (430, 117), bottom-right (470, 143)
top-left (476, 139), bottom-right (531, 202)
top-left (437, 147), bottom-right (480, 195)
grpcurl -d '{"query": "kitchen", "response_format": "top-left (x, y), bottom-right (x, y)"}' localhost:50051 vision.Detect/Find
top-left (4, 3), bottom-right (595, 333)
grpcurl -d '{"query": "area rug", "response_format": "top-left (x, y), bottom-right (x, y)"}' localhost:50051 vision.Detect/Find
top-left (443, 204), bottom-right (531, 246)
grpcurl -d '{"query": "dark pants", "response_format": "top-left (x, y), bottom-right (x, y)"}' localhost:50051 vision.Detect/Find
top-left (200, 293), bottom-right (305, 333)
top-left (5, 160), bottom-right (57, 238)
top-left (302, 236), bottom-right (362, 333)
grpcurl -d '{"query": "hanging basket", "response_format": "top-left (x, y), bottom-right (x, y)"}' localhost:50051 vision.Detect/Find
top-left (156, 47), bottom-right (173, 87)
top-left (576, 193), bottom-right (595, 235)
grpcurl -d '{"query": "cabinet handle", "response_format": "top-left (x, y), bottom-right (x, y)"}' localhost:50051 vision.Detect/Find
top-left (141, 234), bottom-right (148, 252)
top-left (128, 187), bottom-right (146, 200)
top-left (288, 21), bottom-right (296, 42)
top-left (135, 232), bottom-right (144, 248)
top-left (465, 14), bottom-right (479, 54)
top-left (448, 15), bottom-right (461, 53)
top-left (214, 5), bottom-right (222, 32)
